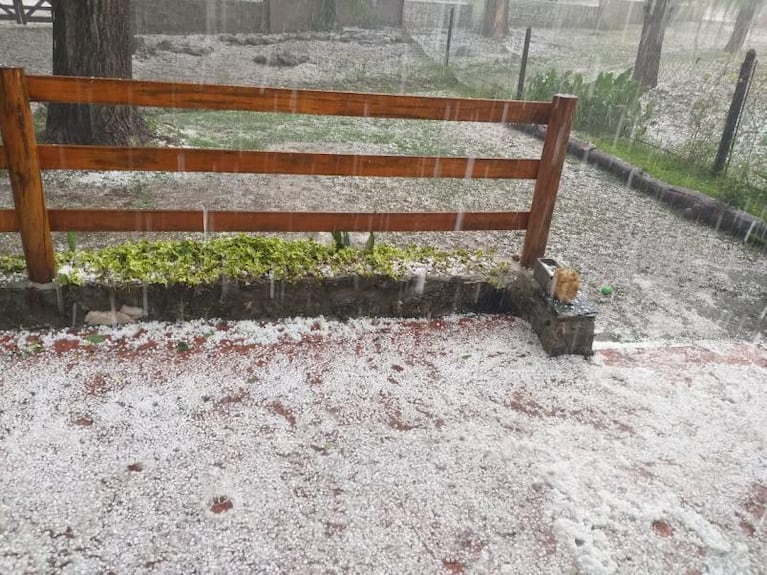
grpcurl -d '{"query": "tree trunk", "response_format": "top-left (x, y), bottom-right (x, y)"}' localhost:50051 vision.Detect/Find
top-left (262, 0), bottom-right (270, 32)
top-left (45, 0), bottom-right (149, 145)
top-left (725, 0), bottom-right (760, 53)
top-left (595, 0), bottom-right (607, 32)
top-left (633, 0), bottom-right (673, 90)
top-left (482, 0), bottom-right (508, 37)
top-left (395, 0), bottom-right (405, 26)
top-left (494, 0), bottom-right (508, 36)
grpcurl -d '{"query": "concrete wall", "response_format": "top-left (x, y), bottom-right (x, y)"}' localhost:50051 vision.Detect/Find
top-left (267, 0), bottom-right (313, 32)
top-left (403, 1), bottom-right (473, 29)
top-left (336, 0), bottom-right (405, 27)
top-left (133, 0), bottom-right (402, 35)
top-left (506, 0), bottom-right (644, 31)
top-left (133, 0), bottom-right (265, 35)
top-left (507, 1), bottom-right (597, 29)
top-left (596, 0), bottom-right (645, 30)
top-left (129, 0), bottom-right (659, 35)
top-left (402, 0), bottom-right (646, 31)
top-left (268, 0), bottom-right (404, 32)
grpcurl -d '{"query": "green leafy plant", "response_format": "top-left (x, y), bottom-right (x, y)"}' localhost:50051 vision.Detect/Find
top-left (67, 231), bottom-right (78, 253)
top-left (36, 235), bottom-right (506, 286)
top-left (364, 232), bottom-right (375, 253)
top-left (331, 231), bottom-right (352, 251)
top-left (525, 69), bottom-right (651, 138)
top-left (677, 93), bottom-right (721, 167)
top-left (0, 255), bottom-right (26, 273)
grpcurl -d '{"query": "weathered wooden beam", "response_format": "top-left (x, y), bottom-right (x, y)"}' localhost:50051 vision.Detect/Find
top-left (0, 145), bottom-right (541, 179)
top-left (0, 67), bottom-right (56, 283)
top-left (521, 94), bottom-right (577, 268)
top-left (26, 75), bottom-right (554, 124)
top-left (0, 209), bottom-right (530, 233)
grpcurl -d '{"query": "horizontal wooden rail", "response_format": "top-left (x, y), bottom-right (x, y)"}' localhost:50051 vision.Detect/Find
top-left (26, 75), bottom-right (554, 124)
top-left (0, 209), bottom-right (530, 233)
top-left (0, 145), bottom-right (539, 178)
top-left (1, 65), bottom-right (576, 283)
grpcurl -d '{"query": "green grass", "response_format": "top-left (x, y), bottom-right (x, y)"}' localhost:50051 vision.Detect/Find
top-left (327, 60), bottom-right (488, 96)
top-left (593, 137), bottom-right (767, 219)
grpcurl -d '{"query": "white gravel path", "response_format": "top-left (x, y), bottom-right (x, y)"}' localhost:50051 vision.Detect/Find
top-left (1, 316), bottom-right (765, 574)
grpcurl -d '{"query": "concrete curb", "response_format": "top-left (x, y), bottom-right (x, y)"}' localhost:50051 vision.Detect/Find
top-left (516, 125), bottom-right (767, 246)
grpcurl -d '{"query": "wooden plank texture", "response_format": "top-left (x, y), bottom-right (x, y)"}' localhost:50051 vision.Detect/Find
top-left (25, 75), bottom-right (554, 124)
top-left (0, 67), bottom-right (56, 282)
top-left (521, 95), bottom-right (577, 268)
top-left (0, 209), bottom-right (17, 232)
top-left (0, 209), bottom-right (530, 232)
top-left (18, 145), bottom-right (540, 179)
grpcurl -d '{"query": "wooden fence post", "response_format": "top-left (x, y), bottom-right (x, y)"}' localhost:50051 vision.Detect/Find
top-left (12, 0), bottom-right (25, 24)
top-left (0, 67), bottom-right (56, 283)
top-left (521, 94), bottom-right (577, 268)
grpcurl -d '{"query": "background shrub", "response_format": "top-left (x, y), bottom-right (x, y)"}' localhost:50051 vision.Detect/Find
top-left (525, 68), bottom-right (652, 139)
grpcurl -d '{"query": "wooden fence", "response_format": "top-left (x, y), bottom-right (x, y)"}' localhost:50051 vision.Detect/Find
top-left (0, 0), bottom-right (52, 24)
top-left (0, 66), bottom-right (576, 283)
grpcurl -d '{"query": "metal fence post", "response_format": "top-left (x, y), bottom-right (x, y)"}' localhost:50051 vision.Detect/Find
top-left (713, 49), bottom-right (757, 175)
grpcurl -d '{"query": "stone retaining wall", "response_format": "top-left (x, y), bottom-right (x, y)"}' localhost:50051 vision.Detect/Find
top-left (0, 271), bottom-right (596, 356)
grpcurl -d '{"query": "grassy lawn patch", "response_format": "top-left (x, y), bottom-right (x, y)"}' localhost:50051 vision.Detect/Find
top-left (150, 107), bottom-right (499, 158)
top-left (593, 137), bottom-right (767, 219)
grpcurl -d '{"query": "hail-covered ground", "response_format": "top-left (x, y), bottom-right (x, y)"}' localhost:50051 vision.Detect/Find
top-left (0, 16), bottom-right (766, 575)
top-left (0, 316), bottom-right (765, 574)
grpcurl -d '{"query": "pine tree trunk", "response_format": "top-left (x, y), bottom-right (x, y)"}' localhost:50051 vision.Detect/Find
top-left (633, 0), bottom-right (673, 90)
top-left (45, 0), bottom-right (149, 145)
top-left (494, 0), bottom-right (508, 37)
top-left (725, 1), bottom-right (759, 53)
top-left (395, 0), bottom-right (405, 26)
top-left (481, 0), bottom-right (508, 37)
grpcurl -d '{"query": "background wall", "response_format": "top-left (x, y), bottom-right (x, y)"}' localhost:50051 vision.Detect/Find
top-left (267, 0), bottom-right (405, 33)
top-left (403, 1), bottom-right (473, 29)
top-left (132, 0), bottom-right (265, 35)
top-left (130, 0), bottom-right (705, 36)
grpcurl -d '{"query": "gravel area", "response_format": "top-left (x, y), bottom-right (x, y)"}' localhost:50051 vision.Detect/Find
top-left (0, 316), bottom-right (765, 574)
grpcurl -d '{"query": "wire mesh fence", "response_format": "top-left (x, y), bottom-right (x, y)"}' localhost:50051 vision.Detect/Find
top-left (405, 1), bottom-right (766, 218)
